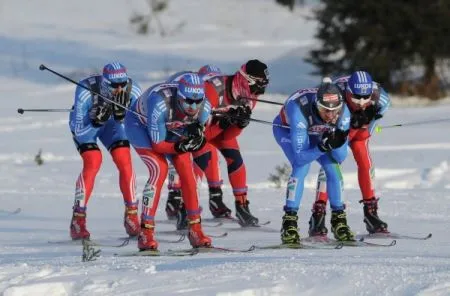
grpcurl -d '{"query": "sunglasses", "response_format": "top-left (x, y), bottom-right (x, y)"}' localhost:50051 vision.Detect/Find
top-left (184, 97), bottom-right (204, 105)
top-left (351, 94), bottom-right (372, 106)
top-left (109, 81), bottom-right (128, 89)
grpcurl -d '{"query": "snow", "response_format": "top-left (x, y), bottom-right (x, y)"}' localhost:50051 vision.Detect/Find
top-left (1, 0), bottom-right (450, 295)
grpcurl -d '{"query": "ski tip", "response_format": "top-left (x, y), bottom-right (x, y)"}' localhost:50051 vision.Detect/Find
top-left (390, 240), bottom-right (397, 246)
top-left (426, 233), bottom-right (432, 239)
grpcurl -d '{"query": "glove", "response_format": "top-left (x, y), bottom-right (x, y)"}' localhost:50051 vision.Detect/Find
top-left (364, 104), bottom-right (383, 121)
top-left (185, 121), bottom-right (205, 139)
top-left (174, 135), bottom-right (206, 153)
top-left (213, 107), bottom-right (238, 130)
top-left (351, 105), bottom-right (382, 129)
top-left (350, 110), bottom-right (369, 128)
top-left (113, 90), bottom-right (130, 121)
top-left (235, 106), bottom-right (252, 129)
top-left (318, 129), bottom-right (349, 152)
top-left (89, 100), bottom-right (112, 127)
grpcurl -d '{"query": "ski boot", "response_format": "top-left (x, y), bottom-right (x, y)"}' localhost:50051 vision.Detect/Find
top-left (176, 203), bottom-right (188, 230)
top-left (208, 187), bottom-right (232, 218)
top-left (235, 195), bottom-right (259, 226)
top-left (187, 215), bottom-right (212, 248)
top-left (70, 206), bottom-right (90, 240)
top-left (138, 220), bottom-right (158, 251)
top-left (281, 212), bottom-right (300, 245)
top-left (165, 189), bottom-right (182, 220)
top-left (330, 210), bottom-right (355, 241)
top-left (308, 201), bottom-right (328, 237)
top-left (361, 197), bottom-right (389, 233)
top-left (124, 204), bottom-right (140, 237)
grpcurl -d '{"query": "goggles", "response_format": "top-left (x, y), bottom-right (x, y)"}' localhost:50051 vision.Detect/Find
top-left (317, 104), bottom-right (342, 114)
top-left (239, 69), bottom-right (269, 87)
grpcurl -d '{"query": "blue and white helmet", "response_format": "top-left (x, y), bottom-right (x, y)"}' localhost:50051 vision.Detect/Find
top-left (347, 71), bottom-right (373, 96)
top-left (102, 62), bottom-right (129, 92)
top-left (198, 64), bottom-right (222, 81)
top-left (177, 73), bottom-right (205, 115)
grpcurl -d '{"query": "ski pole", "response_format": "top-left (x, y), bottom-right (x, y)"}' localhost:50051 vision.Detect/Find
top-left (17, 108), bottom-right (73, 114)
top-left (249, 118), bottom-right (290, 129)
top-left (242, 96), bottom-right (283, 106)
top-left (38, 64), bottom-right (187, 137)
top-left (375, 117), bottom-right (450, 133)
top-left (39, 64), bottom-right (144, 120)
top-left (212, 110), bottom-right (290, 129)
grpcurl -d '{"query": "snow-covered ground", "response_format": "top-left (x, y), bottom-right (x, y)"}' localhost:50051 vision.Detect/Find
top-left (1, 1), bottom-right (450, 295)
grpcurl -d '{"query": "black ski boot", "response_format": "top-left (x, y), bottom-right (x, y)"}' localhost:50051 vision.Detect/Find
top-left (330, 210), bottom-right (355, 241)
top-left (208, 187), bottom-right (232, 218)
top-left (176, 203), bottom-right (188, 230)
top-left (235, 196), bottom-right (259, 226)
top-left (361, 198), bottom-right (389, 233)
top-left (308, 201), bottom-right (328, 236)
top-left (165, 189), bottom-right (182, 220)
top-left (281, 212), bottom-right (300, 245)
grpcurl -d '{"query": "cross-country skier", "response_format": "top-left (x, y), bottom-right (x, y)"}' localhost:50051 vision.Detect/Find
top-left (193, 60), bottom-right (270, 226)
top-left (163, 65), bottom-right (222, 225)
top-left (124, 73), bottom-right (212, 250)
top-left (273, 78), bottom-right (354, 244)
top-left (309, 71), bottom-right (391, 236)
top-left (69, 62), bottom-right (142, 240)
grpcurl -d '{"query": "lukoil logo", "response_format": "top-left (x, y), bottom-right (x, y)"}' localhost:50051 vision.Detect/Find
top-left (353, 83), bottom-right (371, 93)
top-left (108, 72), bottom-right (127, 79)
top-left (185, 87), bottom-right (203, 94)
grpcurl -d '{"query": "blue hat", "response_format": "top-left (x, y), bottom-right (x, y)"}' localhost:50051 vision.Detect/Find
top-left (102, 62), bottom-right (128, 85)
top-left (198, 65), bottom-right (221, 81)
top-left (347, 71), bottom-right (373, 96)
top-left (177, 73), bottom-right (205, 101)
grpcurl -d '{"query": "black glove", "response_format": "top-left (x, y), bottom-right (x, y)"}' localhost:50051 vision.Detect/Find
top-left (174, 135), bottom-right (206, 153)
top-left (318, 129), bottom-right (349, 152)
top-left (113, 90), bottom-right (130, 121)
top-left (89, 98), bottom-right (112, 127)
top-left (351, 105), bottom-right (382, 129)
top-left (235, 106), bottom-right (252, 129)
top-left (214, 108), bottom-right (238, 130)
top-left (185, 121), bottom-right (204, 139)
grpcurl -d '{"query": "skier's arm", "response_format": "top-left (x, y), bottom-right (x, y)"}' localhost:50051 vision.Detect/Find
top-left (129, 81), bottom-right (143, 105)
top-left (286, 101), bottom-right (324, 166)
top-left (330, 105), bottom-right (351, 163)
top-left (369, 87), bottom-right (391, 134)
top-left (147, 94), bottom-right (177, 154)
top-left (72, 84), bottom-right (98, 140)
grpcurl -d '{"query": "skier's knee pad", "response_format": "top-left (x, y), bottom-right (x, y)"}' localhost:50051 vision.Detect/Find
top-left (193, 151), bottom-right (212, 171)
top-left (221, 149), bottom-right (243, 174)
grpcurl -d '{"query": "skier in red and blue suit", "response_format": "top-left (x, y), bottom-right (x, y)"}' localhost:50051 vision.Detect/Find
top-left (309, 71), bottom-right (391, 236)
